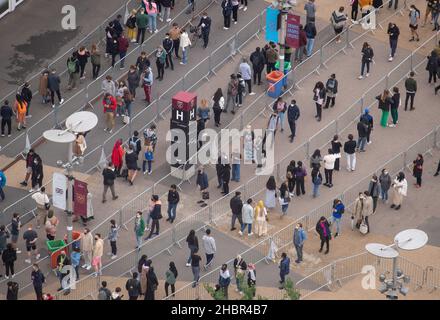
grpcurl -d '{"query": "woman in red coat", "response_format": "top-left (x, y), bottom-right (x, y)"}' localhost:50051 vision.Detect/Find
top-left (111, 139), bottom-right (125, 176)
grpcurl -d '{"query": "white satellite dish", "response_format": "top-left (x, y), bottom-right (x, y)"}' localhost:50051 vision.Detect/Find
top-left (43, 129), bottom-right (76, 144)
top-left (394, 229), bottom-right (428, 251)
top-left (65, 111), bottom-right (98, 133)
top-left (366, 243), bottom-right (399, 258)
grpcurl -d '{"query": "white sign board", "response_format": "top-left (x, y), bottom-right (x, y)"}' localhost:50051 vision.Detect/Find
top-left (52, 172), bottom-right (67, 210)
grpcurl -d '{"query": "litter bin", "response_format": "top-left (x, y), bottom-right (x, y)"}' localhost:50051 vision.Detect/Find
top-left (266, 71), bottom-right (284, 98)
top-left (46, 240), bottom-right (67, 269)
top-left (64, 231), bottom-right (82, 250)
top-left (275, 61), bottom-right (292, 87)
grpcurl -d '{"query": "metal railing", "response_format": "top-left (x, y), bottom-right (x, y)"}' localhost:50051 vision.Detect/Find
top-left (5, 9), bottom-right (437, 299)
top-left (165, 122), bottom-right (440, 300)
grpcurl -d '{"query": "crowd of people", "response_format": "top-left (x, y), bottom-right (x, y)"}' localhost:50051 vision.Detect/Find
top-left (1, 0), bottom-right (440, 301)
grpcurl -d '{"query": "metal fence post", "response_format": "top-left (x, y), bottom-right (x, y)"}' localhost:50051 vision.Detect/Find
top-left (319, 47), bottom-right (324, 69)
top-left (434, 127), bottom-right (438, 149)
top-left (403, 151), bottom-right (407, 169)
top-left (152, 182), bottom-right (156, 196)
top-left (334, 119), bottom-right (338, 135)
top-left (239, 113), bottom-right (244, 131)
top-left (330, 262), bottom-right (336, 287)
top-left (360, 96), bottom-right (364, 114)
top-left (276, 163), bottom-right (281, 181)
top-left (305, 140), bottom-right (310, 159)
top-left (410, 53), bottom-right (414, 73)
top-left (208, 53), bottom-right (213, 76)
top-left (385, 74), bottom-right (389, 90)
top-left (208, 205), bottom-right (214, 225)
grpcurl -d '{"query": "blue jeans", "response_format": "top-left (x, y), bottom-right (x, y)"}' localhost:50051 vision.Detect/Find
top-left (168, 203), bottom-right (177, 220)
top-left (240, 223), bottom-right (252, 234)
top-left (148, 14), bottom-right (157, 31)
top-left (232, 164), bottom-right (240, 182)
top-left (119, 51), bottom-right (127, 68)
top-left (389, 39), bottom-right (398, 57)
top-left (357, 136), bottom-right (367, 151)
top-left (313, 183), bottom-right (320, 197)
top-left (187, 245), bottom-right (197, 264)
top-left (306, 38), bottom-right (315, 56)
top-left (380, 189), bottom-right (388, 201)
top-left (278, 111), bottom-right (285, 130)
top-left (330, 216), bottom-right (341, 234)
top-left (136, 235), bottom-right (143, 248)
top-left (125, 101), bottom-right (132, 117)
top-left (143, 160), bottom-right (152, 173)
top-left (192, 266), bottom-right (200, 287)
top-left (182, 47), bottom-right (188, 64)
top-left (281, 204), bottom-right (289, 215)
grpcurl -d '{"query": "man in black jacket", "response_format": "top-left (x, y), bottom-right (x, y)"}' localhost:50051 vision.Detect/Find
top-left (163, 33), bottom-right (174, 70)
top-left (250, 47), bottom-right (265, 85)
top-left (356, 120), bottom-right (368, 152)
top-left (102, 162), bottom-right (118, 203)
top-left (344, 134), bottom-right (357, 172)
top-left (222, 164), bottom-right (231, 195)
top-left (47, 69), bottom-right (63, 108)
top-left (21, 83), bottom-right (33, 117)
top-left (198, 12), bottom-right (212, 49)
top-left (1, 100), bottom-right (13, 137)
top-left (112, 14), bottom-right (124, 38)
top-left (216, 156), bottom-right (224, 189)
top-left (136, 51), bottom-right (151, 77)
top-left (230, 191), bottom-right (243, 231)
top-left (147, 195), bottom-right (162, 239)
top-left (287, 100), bottom-right (300, 143)
top-left (167, 184), bottom-right (180, 223)
top-left (125, 272), bottom-right (142, 300)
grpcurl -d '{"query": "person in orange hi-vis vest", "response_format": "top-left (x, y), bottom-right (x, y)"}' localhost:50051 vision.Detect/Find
top-left (14, 94), bottom-right (27, 130)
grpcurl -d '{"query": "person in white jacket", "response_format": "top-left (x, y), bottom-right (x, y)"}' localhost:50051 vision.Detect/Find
top-left (323, 148), bottom-right (337, 187)
top-left (202, 229), bottom-right (216, 269)
top-left (390, 171), bottom-right (407, 210)
top-left (240, 198), bottom-right (254, 236)
top-left (179, 28), bottom-right (191, 65)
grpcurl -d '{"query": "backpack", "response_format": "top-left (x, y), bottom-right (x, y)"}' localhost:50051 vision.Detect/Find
top-left (67, 59), bottom-right (77, 74)
top-left (98, 288), bottom-right (110, 300)
top-left (129, 137), bottom-right (140, 153)
top-left (238, 79), bottom-right (245, 93)
top-left (326, 78), bottom-right (336, 91)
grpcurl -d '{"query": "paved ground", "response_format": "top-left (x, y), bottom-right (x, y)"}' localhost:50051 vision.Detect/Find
top-left (0, 0), bottom-right (134, 97)
top-left (1, 0), bottom-right (440, 300)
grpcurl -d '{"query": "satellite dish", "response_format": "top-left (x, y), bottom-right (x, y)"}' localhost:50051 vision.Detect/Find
top-left (43, 129), bottom-right (76, 144)
top-left (366, 243), bottom-right (399, 258)
top-left (394, 229), bottom-right (428, 251)
top-left (65, 111), bottom-right (98, 133)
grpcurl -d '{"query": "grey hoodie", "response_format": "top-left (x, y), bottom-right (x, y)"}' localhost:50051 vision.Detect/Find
top-left (101, 79), bottom-right (116, 96)
top-left (202, 235), bottom-right (216, 255)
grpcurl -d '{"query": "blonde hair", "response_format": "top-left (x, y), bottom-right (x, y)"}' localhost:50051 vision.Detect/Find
top-left (200, 98), bottom-right (208, 108)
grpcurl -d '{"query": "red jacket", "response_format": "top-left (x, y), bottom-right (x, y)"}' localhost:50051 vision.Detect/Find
top-left (118, 37), bottom-right (129, 53)
top-left (103, 95), bottom-right (117, 113)
top-left (299, 30), bottom-right (307, 47)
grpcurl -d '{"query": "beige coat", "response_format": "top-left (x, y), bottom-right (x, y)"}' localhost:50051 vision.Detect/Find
top-left (93, 239), bottom-right (104, 258)
top-left (354, 195), bottom-right (373, 221)
top-left (363, 196), bottom-right (374, 217)
top-left (81, 232), bottom-right (94, 252)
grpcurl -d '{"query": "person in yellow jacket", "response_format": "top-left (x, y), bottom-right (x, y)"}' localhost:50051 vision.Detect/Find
top-left (359, 0), bottom-right (373, 19)
top-left (14, 94), bottom-right (27, 130)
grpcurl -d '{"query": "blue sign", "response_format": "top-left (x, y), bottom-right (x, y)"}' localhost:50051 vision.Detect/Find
top-left (266, 6), bottom-right (279, 43)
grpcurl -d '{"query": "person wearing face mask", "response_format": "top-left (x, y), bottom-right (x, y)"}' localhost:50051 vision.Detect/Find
top-left (29, 155), bottom-right (43, 193)
top-left (198, 12), bottom-right (212, 49)
top-left (387, 22), bottom-right (400, 61)
top-left (368, 174), bottom-right (380, 213)
top-left (379, 168), bottom-right (392, 203)
top-left (92, 233), bottom-right (104, 277)
top-left (102, 162), bottom-right (118, 203)
top-left (163, 33), bottom-right (174, 70)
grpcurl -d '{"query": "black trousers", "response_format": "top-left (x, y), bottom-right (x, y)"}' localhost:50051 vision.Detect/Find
top-left (415, 174), bottom-right (422, 186)
top-left (372, 196), bottom-right (378, 213)
top-left (351, 5), bottom-right (358, 20)
top-left (50, 89), bottom-right (62, 105)
top-left (214, 110), bottom-right (221, 125)
top-left (173, 39), bottom-right (180, 57)
top-left (165, 282), bottom-right (175, 297)
top-left (334, 158), bottom-right (340, 171)
top-left (388, 0), bottom-right (398, 9)
top-left (223, 181), bottom-right (230, 194)
top-left (324, 169), bottom-right (333, 185)
top-left (1, 118), bottom-right (11, 135)
top-left (156, 61), bottom-right (165, 79)
top-left (436, 160), bottom-right (440, 174)
top-left (295, 178), bottom-right (305, 196)
top-left (137, 28), bottom-right (146, 44)
top-left (165, 52), bottom-right (174, 69)
top-left (232, 5), bottom-right (238, 22)
top-left (148, 219), bottom-right (160, 238)
top-left (288, 120), bottom-right (296, 138)
top-left (266, 62), bottom-right (275, 74)
top-left (316, 103), bottom-right (322, 119)
top-left (429, 71), bottom-right (437, 83)
top-left (287, 178), bottom-right (295, 193)
top-left (110, 240), bottom-right (117, 255)
top-left (202, 31), bottom-right (209, 48)
top-left (320, 237), bottom-right (330, 251)
top-left (111, 53), bottom-right (117, 67)
top-left (34, 286), bottom-right (43, 301)
top-left (224, 14), bottom-right (231, 28)
top-left (253, 67), bottom-right (262, 84)
top-left (5, 262), bottom-right (14, 276)
top-left (325, 96), bottom-right (335, 108)
top-left (245, 79), bottom-right (252, 94)
top-left (92, 64), bottom-right (100, 79)
top-left (79, 62), bottom-right (87, 77)
top-left (405, 92), bottom-right (415, 110)
top-left (31, 175), bottom-right (43, 189)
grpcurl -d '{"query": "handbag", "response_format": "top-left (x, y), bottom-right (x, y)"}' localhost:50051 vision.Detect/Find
top-left (359, 219), bottom-right (368, 235)
top-left (202, 191), bottom-right (210, 200)
top-left (123, 114), bottom-right (130, 124)
top-left (45, 202), bottom-right (51, 210)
